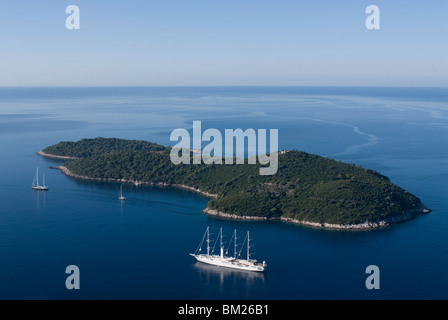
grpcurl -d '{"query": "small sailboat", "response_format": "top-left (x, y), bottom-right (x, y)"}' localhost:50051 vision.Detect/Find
top-left (32, 167), bottom-right (49, 191)
top-left (118, 184), bottom-right (126, 200)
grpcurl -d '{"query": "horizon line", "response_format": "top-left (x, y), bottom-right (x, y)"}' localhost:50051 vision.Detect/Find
top-left (0, 84), bottom-right (447, 88)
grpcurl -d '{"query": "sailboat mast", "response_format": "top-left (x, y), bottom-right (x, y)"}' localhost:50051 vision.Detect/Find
top-left (220, 228), bottom-right (223, 258)
top-left (32, 169), bottom-right (36, 187)
top-left (36, 167), bottom-right (39, 186)
top-left (247, 231), bottom-right (250, 261)
top-left (234, 229), bottom-right (237, 259)
top-left (206, 227), bottom-right (210, 256)
top-left (43, 172), bottom-right (45, 187)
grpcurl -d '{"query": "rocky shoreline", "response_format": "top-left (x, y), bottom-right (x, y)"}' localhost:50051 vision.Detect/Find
top-left (57, 166), bottom-right (218, 199)
top-left (203, 206), bottom-right (429, 230)
top-left (39, 151), bottom-right (429, 231)
top-left (203, 208), bottom-right (269, 221)
top-left (37, 150), bottom-right (80, 160)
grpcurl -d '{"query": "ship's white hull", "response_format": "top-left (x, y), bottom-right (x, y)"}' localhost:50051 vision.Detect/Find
top-left (32, 186), bottom-right (49, 191)
top-left (190, 254), bottom-right (266, 272)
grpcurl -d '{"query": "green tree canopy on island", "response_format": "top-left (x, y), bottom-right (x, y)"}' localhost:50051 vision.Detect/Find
top-left (43, 137), bottom-right (424, 225)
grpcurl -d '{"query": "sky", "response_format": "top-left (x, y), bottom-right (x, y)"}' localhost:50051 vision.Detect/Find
top-left (0, 0), bottom-right (447, 86)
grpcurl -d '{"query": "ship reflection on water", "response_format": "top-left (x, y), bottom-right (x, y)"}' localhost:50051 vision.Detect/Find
top-left (192, 261), bottom-right (265, 289)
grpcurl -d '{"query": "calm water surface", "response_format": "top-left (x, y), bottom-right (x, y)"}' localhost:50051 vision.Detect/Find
top-left (0, 87), bottom-right (447, 299)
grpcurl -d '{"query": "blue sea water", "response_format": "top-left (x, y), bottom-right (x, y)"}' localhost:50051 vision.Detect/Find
top-left (0, 86), bottom-right (447, 299)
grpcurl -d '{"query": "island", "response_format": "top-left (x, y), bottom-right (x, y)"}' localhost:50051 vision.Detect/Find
top-left (39, 137), bottom-right (429, 230)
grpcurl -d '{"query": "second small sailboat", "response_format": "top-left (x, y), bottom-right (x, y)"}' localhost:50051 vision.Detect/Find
top-left (118, 184), bottom-right (126, 200)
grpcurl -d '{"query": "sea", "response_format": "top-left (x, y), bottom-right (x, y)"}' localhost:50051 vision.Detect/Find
top-left (0, 86), bottom-right (447, 300)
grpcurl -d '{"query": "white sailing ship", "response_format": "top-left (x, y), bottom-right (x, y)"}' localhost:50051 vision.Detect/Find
top-left (190, 227), bottom-right (266, 272)
top-left (32, 167), bottom-right (49, 191)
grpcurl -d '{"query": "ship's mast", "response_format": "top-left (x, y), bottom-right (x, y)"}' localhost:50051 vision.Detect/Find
top-left (234, 229), bottom-right (237, 259)
top-left (36, 167), bottom-right (39, 187)
top-left (247, 231), bottom-right (250, 261)
top-left (32, 169), bottom-right (37, 187)
top-left (220, 228), bottom-right (223, 258)
top-left (206, 227), bottom-right (210, 256)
